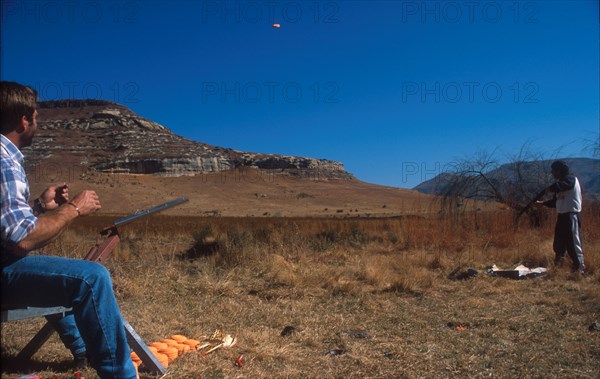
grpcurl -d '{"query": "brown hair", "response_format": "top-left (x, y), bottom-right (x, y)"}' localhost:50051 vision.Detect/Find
top-left (0, 81), bottom-right (38, 134)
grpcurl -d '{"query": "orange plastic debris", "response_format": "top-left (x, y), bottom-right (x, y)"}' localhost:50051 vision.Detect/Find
top-left (272, 23), bottom-right (281, 28)
top-left (455, 325), bottom-right (467, 331)
top-left (235, 354), bottom-right (245, 367)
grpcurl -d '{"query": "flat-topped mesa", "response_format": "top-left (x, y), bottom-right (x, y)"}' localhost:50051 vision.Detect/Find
top-left (39, 99), bottom-right (123, 109)
top-left (24, 100), bottom-right (353, 179)
top-left (37, 99), bottom-right (167, 132)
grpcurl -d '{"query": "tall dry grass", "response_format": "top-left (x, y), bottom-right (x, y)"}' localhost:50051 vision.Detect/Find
top-left (59, 199), bottom-right (598, 262)
top-left (2, 203), bottom-right (599, 378)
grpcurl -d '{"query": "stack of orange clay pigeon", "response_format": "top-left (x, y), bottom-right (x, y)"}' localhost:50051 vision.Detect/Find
top-left (131, 331), bottom-right (236, 370)
top-left (130, 335), bottom-right (200, 369)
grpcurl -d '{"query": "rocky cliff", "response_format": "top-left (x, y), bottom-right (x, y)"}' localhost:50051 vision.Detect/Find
top-left (24, 100), bottom-right (352, 179)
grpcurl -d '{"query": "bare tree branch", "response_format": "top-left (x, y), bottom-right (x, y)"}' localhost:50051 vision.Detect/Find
top-left (438, 145), bottom-right (555, 227)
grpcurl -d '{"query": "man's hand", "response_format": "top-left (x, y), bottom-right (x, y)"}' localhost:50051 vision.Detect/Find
top-left (38, 183), bottom-right (69, 211)
top-left (70, 190), bottom-right (101, 216)
top-left (13, 190), bottom-right (101, 255)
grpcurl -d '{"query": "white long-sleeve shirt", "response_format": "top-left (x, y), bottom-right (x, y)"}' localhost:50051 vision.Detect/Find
top-left (545, 174), bottom-right (582, 214)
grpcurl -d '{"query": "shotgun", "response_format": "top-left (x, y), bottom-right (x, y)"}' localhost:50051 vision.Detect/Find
top-left (515, 188), bottom-right (547, 224)
top-left (85, 197), bottom-right (189, 262)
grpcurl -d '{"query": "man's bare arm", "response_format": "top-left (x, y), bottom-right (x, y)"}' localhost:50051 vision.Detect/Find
top-left (14, 204), bottom-right (79, 254)
top-left (14, 190), bottom-right (101, 255)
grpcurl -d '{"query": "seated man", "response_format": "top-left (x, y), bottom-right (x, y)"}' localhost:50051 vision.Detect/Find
top-left (1, 81), bottom-right (137, 379)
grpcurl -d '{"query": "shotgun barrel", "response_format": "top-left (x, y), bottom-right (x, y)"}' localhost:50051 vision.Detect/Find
top-left (112, 197), bottom-right (189, 228)
top-left (516, 188), bottom-right (547, 221)
top-left (88, 198), bottom-right (189, 262)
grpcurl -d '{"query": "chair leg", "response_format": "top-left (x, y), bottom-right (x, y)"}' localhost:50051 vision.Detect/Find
top-left (13, 317), bottom-right (167, 376)
top-left (123, 318), bottom-right (167, 375)
top-left (16, 321), bottom-right (55, 361)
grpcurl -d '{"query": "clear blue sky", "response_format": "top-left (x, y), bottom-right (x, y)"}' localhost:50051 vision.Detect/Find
top-left (2, 0), bottom-right (598, 188)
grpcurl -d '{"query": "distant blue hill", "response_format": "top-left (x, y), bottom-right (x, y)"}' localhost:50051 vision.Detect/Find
top-left (414, 158), bottom-right (600, 202)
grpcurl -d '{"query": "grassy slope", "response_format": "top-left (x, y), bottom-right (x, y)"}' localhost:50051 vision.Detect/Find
top-left (26, 170), bottom-right (436, 218)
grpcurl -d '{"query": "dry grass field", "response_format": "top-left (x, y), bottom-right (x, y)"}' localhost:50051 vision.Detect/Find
top-left (2, 202), bottom-right (599, 378)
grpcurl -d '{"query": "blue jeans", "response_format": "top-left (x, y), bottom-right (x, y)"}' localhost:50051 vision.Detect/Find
top-left (46, 313), bottom-right (87, 357)
top-left (1, 255), bottom-right (137, 379)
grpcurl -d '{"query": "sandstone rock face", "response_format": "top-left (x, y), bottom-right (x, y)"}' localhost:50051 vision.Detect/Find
top-left (24, 99), bottom-right (353, 179)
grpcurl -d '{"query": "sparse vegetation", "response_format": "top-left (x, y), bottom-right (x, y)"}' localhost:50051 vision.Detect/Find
top-left (2, 204), bottom-right (599, 378)
top-left (296, 192), bottom-right (314, 200)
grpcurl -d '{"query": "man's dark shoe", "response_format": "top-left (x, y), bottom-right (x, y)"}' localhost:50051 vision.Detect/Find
top-left (571, 264), bottom-right (586, 275)
top-left (74, 353), bottom-right (88, 369)
top-left (554, 257), bottom-right (564, 267)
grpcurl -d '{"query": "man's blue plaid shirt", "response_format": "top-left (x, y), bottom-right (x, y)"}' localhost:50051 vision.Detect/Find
top-left (1, 134), bottom-right (37, 251)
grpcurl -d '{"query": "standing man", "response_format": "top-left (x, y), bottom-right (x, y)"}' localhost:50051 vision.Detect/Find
top-left (538, 160), bottom-right (586, 274)
top-left (1, 81), bottom-right (137, 379)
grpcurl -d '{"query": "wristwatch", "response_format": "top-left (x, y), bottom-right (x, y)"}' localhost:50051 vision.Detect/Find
top-left (33, 198), bottom-right (46, 215)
